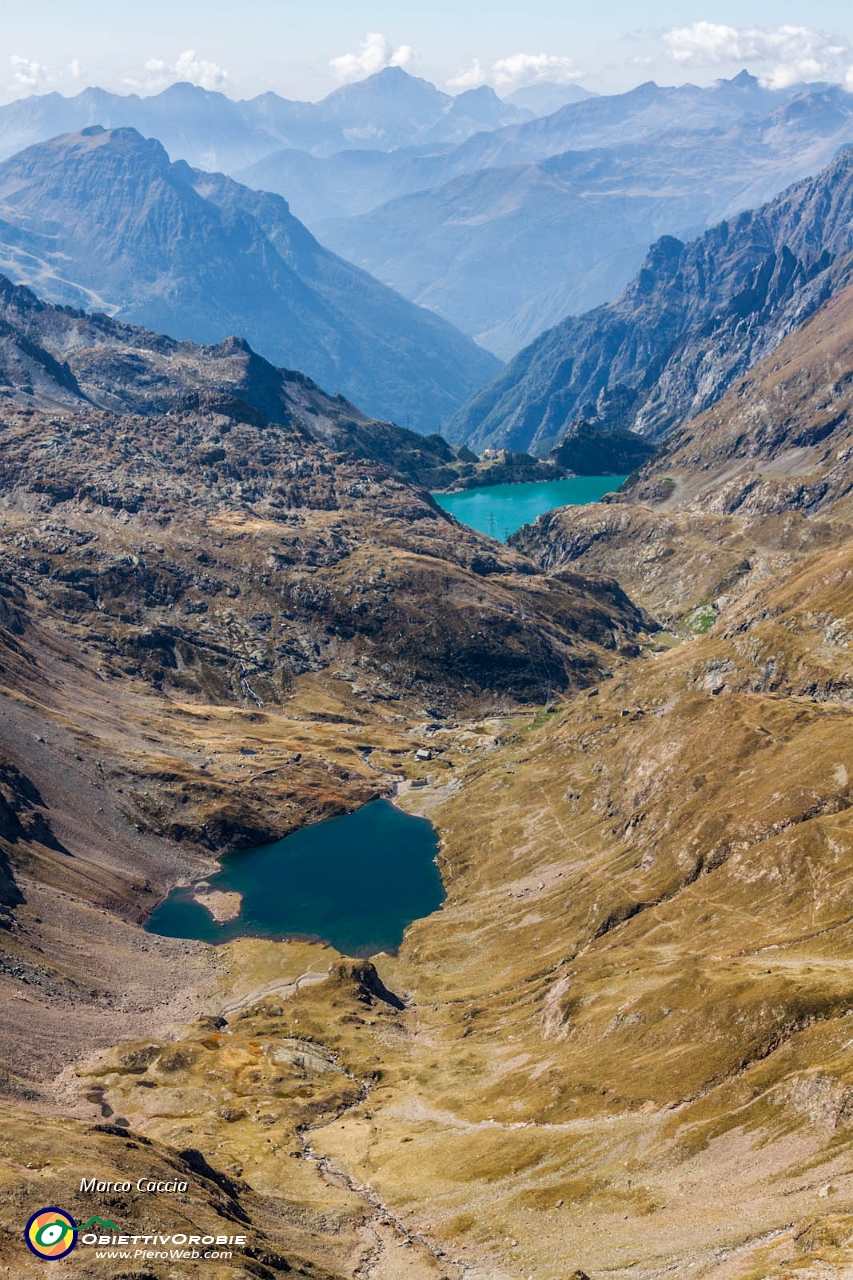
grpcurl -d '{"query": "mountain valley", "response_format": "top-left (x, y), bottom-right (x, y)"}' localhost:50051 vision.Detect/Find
top-left (0, 246), bottom-right (852, 1278)
top-left (450, 146), bottom-right (853, 455)
top-left (1, 59), bottom-right (853, 1280)
top-left (305, 86), bottom-right (853, 355)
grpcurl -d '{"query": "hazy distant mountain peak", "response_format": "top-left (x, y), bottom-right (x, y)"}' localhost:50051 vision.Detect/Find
top-left (504, 81), bottom-right (597, 116)
top-left (0, 66), bottom-right (543, 171)
top-left (160, 79), bottom-right (225, 99)
top-left (318, 65), bottom-right (450, 119)
top-left (450, 85), bottom-right (510, 113)
top-left (722, 69), bottom-right (761, 89)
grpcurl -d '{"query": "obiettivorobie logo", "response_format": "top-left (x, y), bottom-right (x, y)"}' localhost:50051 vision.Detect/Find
top-left (25, 1207), bottom-right (247, 1263)
top-left (25, 1210), bottom-right (118, 1261)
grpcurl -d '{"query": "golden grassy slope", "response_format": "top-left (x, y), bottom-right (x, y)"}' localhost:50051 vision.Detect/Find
top-left (4, 288), bottom-right (853, 1279)
top-left (48, 541), bottom-right (853, 1280)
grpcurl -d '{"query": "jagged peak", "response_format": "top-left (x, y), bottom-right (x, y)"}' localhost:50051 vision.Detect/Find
top-left (720, 69), bottom-right (761, 90)
top-left (636, 234), bottom-right (685, 278)
top-left (209, 335), bottom-right (254, 358)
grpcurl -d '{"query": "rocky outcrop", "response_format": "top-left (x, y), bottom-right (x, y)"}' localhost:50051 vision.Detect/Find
top-left (0, 274), bottom-right (466, 491)
top-left (0, 277), bottom-right (648, 709)
top-left (550, 421), bottom-right (656, 475)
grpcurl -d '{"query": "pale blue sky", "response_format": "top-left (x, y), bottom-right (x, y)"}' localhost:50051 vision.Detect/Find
top-left (4, 1), bottom-right (853, 102)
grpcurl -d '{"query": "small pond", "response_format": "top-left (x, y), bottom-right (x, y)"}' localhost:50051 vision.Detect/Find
top-left (433, 475), bottom-right (627, 541)
top-left (145, 799), bottom-right (444, 956)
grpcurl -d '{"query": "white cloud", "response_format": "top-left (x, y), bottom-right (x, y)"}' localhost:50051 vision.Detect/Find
top-left (447, 60), bottom-right (487, 91)
top-left (662, 22), bottom-right (850, 89)
top-left (9, 54), bottom-right (47, 91)
top-left (6, 54), bottom-right (88, 98)
top-left (174, 50), bottom-right (228, 91)
top-left (491, 53), bottom-right (584, 90)
top-left (448, 51), bottom-right (584, 94)
top-left (329, 33), bottom-right (415, 84)
top-left (141, 50), bottom-right (228, 92)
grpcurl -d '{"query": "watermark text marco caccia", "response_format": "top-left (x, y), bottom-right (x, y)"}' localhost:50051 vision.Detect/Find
top-left (79, 1177), bottom-right (190, 1193)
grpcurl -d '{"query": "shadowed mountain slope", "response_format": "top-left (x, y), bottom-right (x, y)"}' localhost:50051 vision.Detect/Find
top-left (448, 146), bottom-right (853, 453)
top-left (511, 283), bottom-right (853, 626)
top-left (0, 126), bottom-right (500, 434)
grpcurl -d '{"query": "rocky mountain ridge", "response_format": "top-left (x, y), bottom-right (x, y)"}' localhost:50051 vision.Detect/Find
top-left (0, 275), bottom-right (645, 713)
top-left (448, 146), bottom-right (853, 454)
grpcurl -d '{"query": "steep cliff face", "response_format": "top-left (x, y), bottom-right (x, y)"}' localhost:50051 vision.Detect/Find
top-left (449, 148), bottom-right (853, 455)
top-left (512, 284), bottom-right (853, 623)
top-left (0, 127), bottom-right (500, 434)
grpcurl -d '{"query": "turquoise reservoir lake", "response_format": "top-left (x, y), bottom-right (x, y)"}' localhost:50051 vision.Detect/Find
top-left (433, 476), bottom-right (627, 541)
top-left (145, 799), bottom-right (444, 956)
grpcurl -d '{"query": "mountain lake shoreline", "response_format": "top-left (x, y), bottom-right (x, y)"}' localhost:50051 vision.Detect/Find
top-left (432, 474), bottom-right (627, 540)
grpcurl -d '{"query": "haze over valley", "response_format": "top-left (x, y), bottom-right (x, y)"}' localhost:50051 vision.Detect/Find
top-left (9, 68), bottom-right (853, 369)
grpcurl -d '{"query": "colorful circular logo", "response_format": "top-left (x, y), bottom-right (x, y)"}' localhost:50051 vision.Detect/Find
top-left (24, 1208), bottom-right (77, 1260)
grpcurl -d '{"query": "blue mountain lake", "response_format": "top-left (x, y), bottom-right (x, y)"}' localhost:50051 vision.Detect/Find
top-left (145, 799), bottom-right (444, 956)
top-left (433, 475), bottom-right (627, 541)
